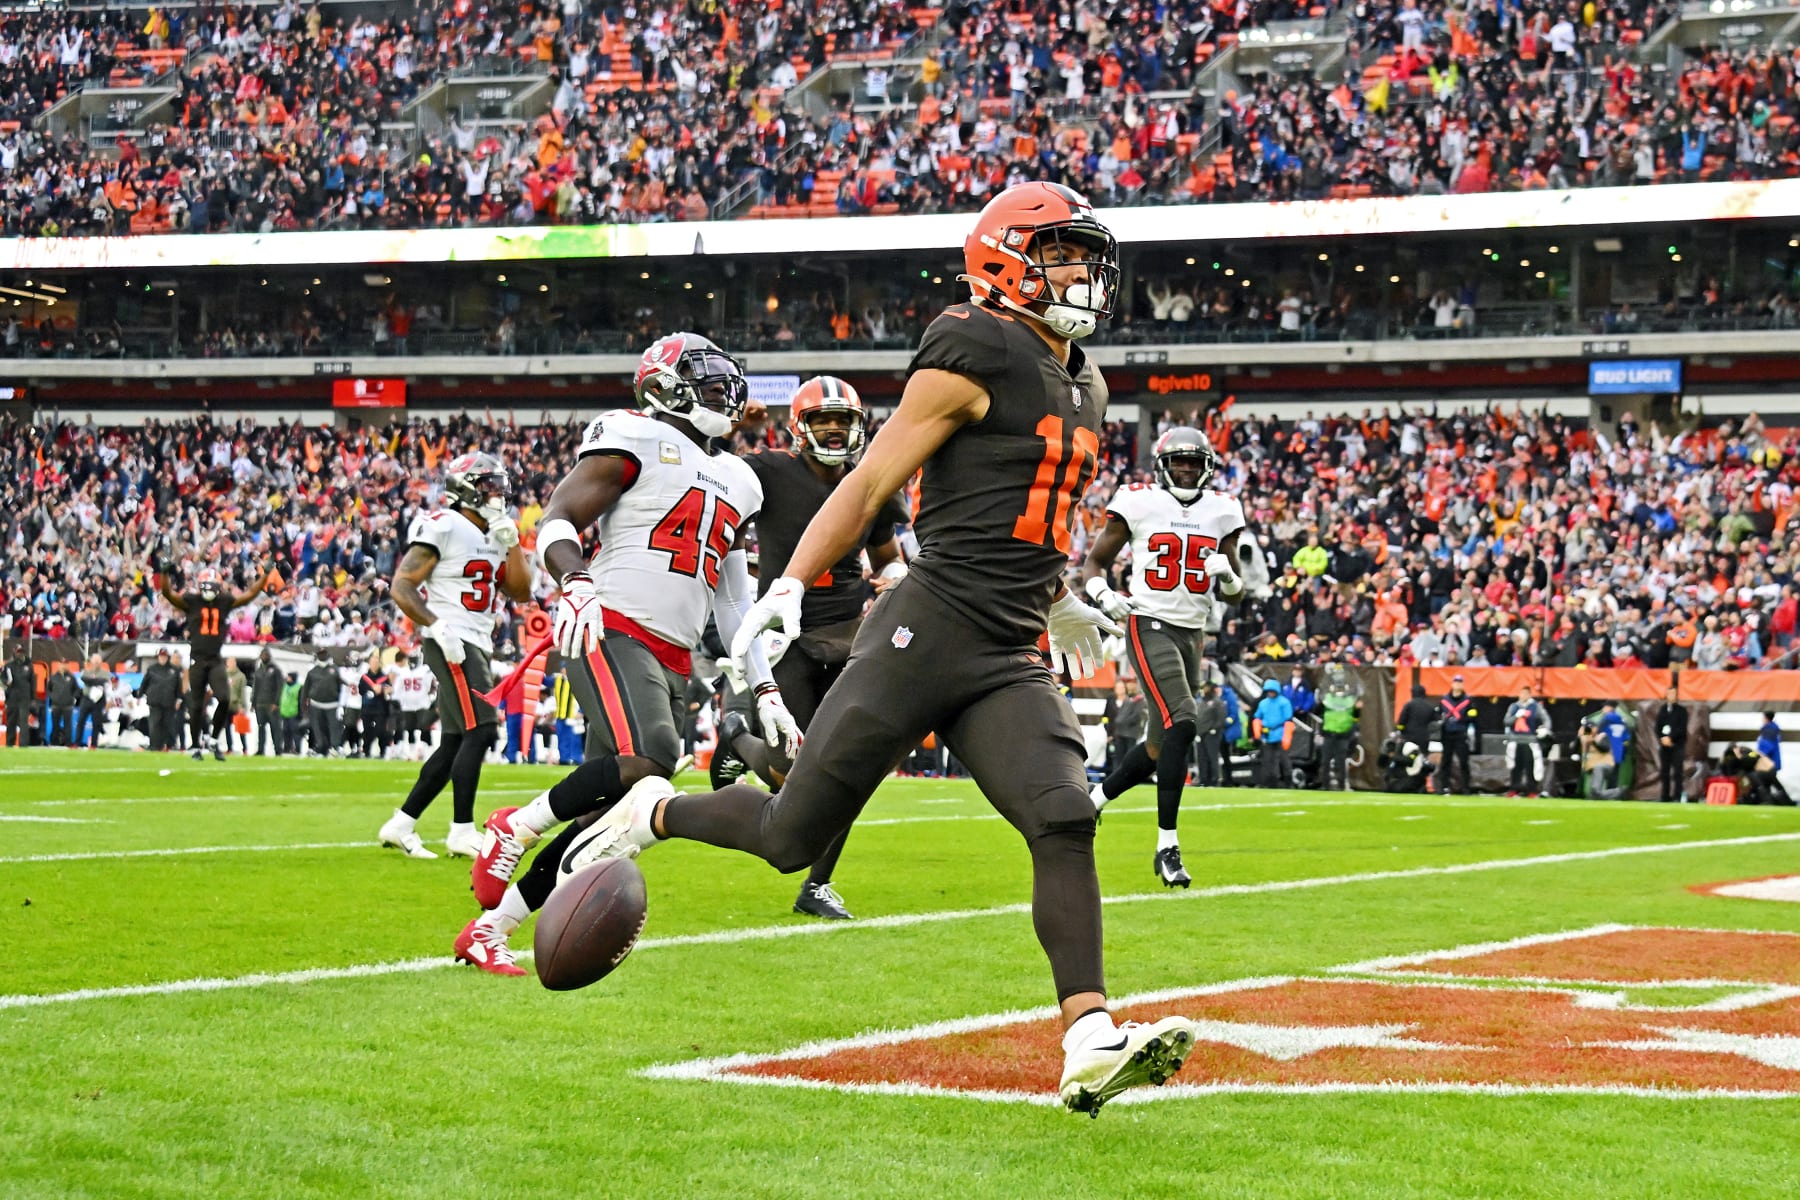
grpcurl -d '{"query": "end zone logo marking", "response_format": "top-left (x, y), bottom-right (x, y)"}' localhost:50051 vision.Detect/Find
top-left (642, 927), bottom-right (1800, 1104)
top-left (1691, 875), bottom-right (1800, 904)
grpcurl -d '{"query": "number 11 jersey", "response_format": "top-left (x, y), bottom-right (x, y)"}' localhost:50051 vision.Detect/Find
top-left (577, 409), bottom-right (763, 652)
top-left (1105, 483), bottom-right (1246, 630)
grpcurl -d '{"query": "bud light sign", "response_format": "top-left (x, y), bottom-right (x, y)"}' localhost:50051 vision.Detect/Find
top-left (1587, 359), bottom-right (1681, 394)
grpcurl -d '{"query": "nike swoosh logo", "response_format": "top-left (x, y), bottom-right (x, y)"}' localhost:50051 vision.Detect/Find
top-left (944, 309), bottom-right (970, 319)
top-left (1092, 1037), bottom-right (1128, 1052)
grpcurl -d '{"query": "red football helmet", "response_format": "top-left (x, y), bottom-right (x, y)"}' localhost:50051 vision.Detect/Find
top-left (961, 182), bottom-right (1119, 339)
top-left (788, 376), bottom-right (868, 466)
top-left (634, 332), bottom-right (749, 438)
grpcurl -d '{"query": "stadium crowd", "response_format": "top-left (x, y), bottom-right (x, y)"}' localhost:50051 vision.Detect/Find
top-left (1, 0), bottom-right (1797, 235)
top-left (1, 398), bottom-right (1795, 680)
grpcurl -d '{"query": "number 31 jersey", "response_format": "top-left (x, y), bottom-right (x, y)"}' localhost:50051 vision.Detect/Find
top-left (1105, 484), bottom-right (1246, 630)
top-left (578, 409), bottom-right (763, 651)
top-left (406, 509), bottom-right (508, 653)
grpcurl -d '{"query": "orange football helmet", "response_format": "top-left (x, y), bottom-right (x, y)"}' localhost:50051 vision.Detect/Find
top-left (788, 376), bottom-right (868, 466)
top-left (961, 182), bottom-right (1118, 339)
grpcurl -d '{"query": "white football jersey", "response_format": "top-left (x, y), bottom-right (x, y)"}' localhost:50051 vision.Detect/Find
top-left (1105, 484), bottom-right (1246, 628)
top-left (577, 409), bottom-right (762, 650)
top-left (392, 664), bottom-right (436, 712)
top-left (406, 508), bottom-right (508, 653)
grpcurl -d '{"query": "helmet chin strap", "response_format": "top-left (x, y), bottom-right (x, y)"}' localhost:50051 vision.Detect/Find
top-left (686, 405), bottom-right (734, 438)
top-left (960, 273), bottom-right (1101, 340)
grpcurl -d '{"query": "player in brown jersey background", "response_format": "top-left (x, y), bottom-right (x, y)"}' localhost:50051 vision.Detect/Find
top-left (157, 562), bottom-right (271, 760)
top-left (563, 182), bottom-right (1201, 1116)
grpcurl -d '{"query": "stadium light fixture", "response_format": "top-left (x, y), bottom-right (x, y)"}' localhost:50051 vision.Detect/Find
top-left (538, 284), bottom-right (549, 292)
top-left (706, 291), bottom-right (716, 299)
top-left (1185, 257), bottom-right (1195, 265)
top-left (1223, 268), bottom-right (1235, 276)
top-left (312, 277), bottom-right (321, 285)
top-left (1354, 264), bottom-right (1365, 272)
top-left (1548, 245), bottom-right (1560, 253)
top-left (1388, 275), bottom-right (1400, 283)
top-left (1318, 252), bottom-right (1329, 261)
top-left (684, 282), bottom-right (693, 290)
top-left (1671, 254), bottom-right (1683, 262)
top-left (640, 272), bottom-right (650, 280)
top-left (1241, 278), bottom-right (1251, 287)
top-left (1790, 237), bottom-right (1799, 248)
top-left (932, 276), bottom-right (943, 284)
top-left (1535, 271), bottom-right (1545, 279)
top-left (37, 283), bottom-right (64, 294)
top-left (1519, 259), bottom-right (1530, 267)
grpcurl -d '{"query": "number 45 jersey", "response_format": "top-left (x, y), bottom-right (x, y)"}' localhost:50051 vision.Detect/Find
top-left (578, 409), bottom-right (763, 652)
top-left (1106, 483), bottom-right (1246, 630)
top-left (406, 508), bottom-right (509, 653)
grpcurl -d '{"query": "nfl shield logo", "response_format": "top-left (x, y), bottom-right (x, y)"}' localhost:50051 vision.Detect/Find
top-left (1071, 385), bottom-right (1083, 410)
top-left (891, 625), bottom-right (914, 649)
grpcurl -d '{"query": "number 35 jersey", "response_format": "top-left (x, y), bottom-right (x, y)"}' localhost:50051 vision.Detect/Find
top-left (406, 509), bottom-right (508, 653)
top-left (1105, 484), bottom-right (1246, 630)
top-left (577, 409), bottom-right (763, 651)
top-left (905, 302), bottom-right (1108, 645)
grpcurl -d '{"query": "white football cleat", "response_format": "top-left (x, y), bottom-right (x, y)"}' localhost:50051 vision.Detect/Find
top-left (377, 813), bottom-right (438, 860)
top-left (444, 822), bottom-right (483, 859)
top-left (1059, 1016), bottom-right (1197, 1117)
top-left (555, 775), bottom-right (677, 887)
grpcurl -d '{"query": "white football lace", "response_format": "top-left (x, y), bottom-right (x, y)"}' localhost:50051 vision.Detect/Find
top-left (487, 830), bottom-right (524, 880)
top-left (476, 927), bottom-right (517, 965)
top-left (815, 884), bottom-right (846, 908)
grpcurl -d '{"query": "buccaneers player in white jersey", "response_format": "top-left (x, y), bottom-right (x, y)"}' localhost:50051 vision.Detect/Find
top-left (452, 333), bottom-right (803, 976)
top-left (1081, 428), bottom-right (1246, 886)
top-left (380, 452), bottom-right (530, 860)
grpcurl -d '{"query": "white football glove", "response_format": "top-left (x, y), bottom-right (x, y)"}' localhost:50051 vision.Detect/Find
top-left (419, 620), bottom-right (465, 665)
top-left (732, 576), bottom-right (803, 674)
top-left (486, 514), bottom-right (520, 550)
top-left (1046, 590), bottom-right (1122, 681)
top-left (754, 684), bottom-right (803, 760)
top-left (553, 570), bottom-right (605, 659)
top-left (872, 559), bottom-right (908, 592)
top-left (1204, 551), bottom-right (1242, 597)
top-left (1082, 574), bottom-right (1135, 622)
top-left (720, 629), bottom-right (789, 695)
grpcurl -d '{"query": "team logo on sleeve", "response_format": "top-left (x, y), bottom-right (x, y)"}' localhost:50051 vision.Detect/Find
top-left (891, 626), bottom-right (914, 649)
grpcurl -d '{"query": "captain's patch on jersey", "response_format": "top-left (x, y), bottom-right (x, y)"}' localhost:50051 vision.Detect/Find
top-left (660, 442), bottom-right (682, 464)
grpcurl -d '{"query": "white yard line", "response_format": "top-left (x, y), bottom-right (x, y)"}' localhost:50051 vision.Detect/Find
top-left (23, 787), bottom-right (547, 808)
top-left (0, 841), bottom-right (374, 865)
top-left (0, 815), bottom-right (104, 824)
top-left (4, 831), bottom-right (1798, 1011)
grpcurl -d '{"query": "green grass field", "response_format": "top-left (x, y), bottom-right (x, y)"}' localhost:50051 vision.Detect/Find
top-left (3, 749), bottom-right (1798, 1199)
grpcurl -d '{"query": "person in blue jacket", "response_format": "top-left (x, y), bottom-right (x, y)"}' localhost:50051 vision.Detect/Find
top-left (1220, 682), bottom-right (1243, 785)
top-left (1280, 664), bottom-right (1315, 717)
top-left (1253, 678), bottom-right (1295, 788)
top-left (1751, 712), bottom-right (1793, 805)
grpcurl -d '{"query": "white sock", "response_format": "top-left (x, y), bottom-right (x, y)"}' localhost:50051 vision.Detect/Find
top-left (477, 886), bottom-right (530, 936)
top-left (630, 790), bottom-right (665, 847)
top-left (1063, 1009), bottom-right (1117, 1054)
top-left (1157, 828), bottom-right (1180, 851)
top-left (449, 821), bottom-right (476, 840)
top-left (515, 792), bottom-right (558, 836)
top-left (388, 809), bottom-right (415, 834)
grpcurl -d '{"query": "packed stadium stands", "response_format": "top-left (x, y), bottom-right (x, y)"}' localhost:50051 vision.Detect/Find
top-left (1, 0), bottom-right (1797, 238)
top-left (4, 401), bottom-right (1794, 679)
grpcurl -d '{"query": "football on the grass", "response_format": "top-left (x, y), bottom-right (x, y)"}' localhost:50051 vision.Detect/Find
top-left (533, 858), bottom-right (648, 991)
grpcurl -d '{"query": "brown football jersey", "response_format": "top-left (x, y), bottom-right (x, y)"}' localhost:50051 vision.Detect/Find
top-left (904, 302), bottom-right (1109, 644)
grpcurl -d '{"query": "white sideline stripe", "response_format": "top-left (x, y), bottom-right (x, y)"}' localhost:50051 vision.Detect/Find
top-left (1328, 922), bottom-right (1800, 974)
top-left (0, 841), bottom-right (373, 865)
top-left (0, 815), bottom-right (103, 824)
top-left (6, 832), bottom-right (1800, 1011)
top-left (24, 788), bottom-right (546, 808)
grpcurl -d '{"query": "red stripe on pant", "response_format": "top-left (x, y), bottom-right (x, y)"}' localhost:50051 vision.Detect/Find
top-left (586, 645), bottom-right (636, 757)
top-left (1128, 615), bottom-right (1173, 728)
top-left (447, 662), bottom-right (478, 728)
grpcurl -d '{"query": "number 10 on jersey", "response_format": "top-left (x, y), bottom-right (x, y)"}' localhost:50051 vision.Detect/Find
top-left (1013, 415), bottom-right (1099, 556)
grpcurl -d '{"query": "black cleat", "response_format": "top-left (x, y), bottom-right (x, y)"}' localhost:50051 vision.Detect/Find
top-left (213, 747), bottom-right (226, 762)
top-left (794, 880), bottom-right (853, 920)
top-left (190, 748), bottom-right (204, 761)
top-left (710, 711), bottom-right (751, 790)
top-left (1154, 846), bottom-right (1191, 888)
